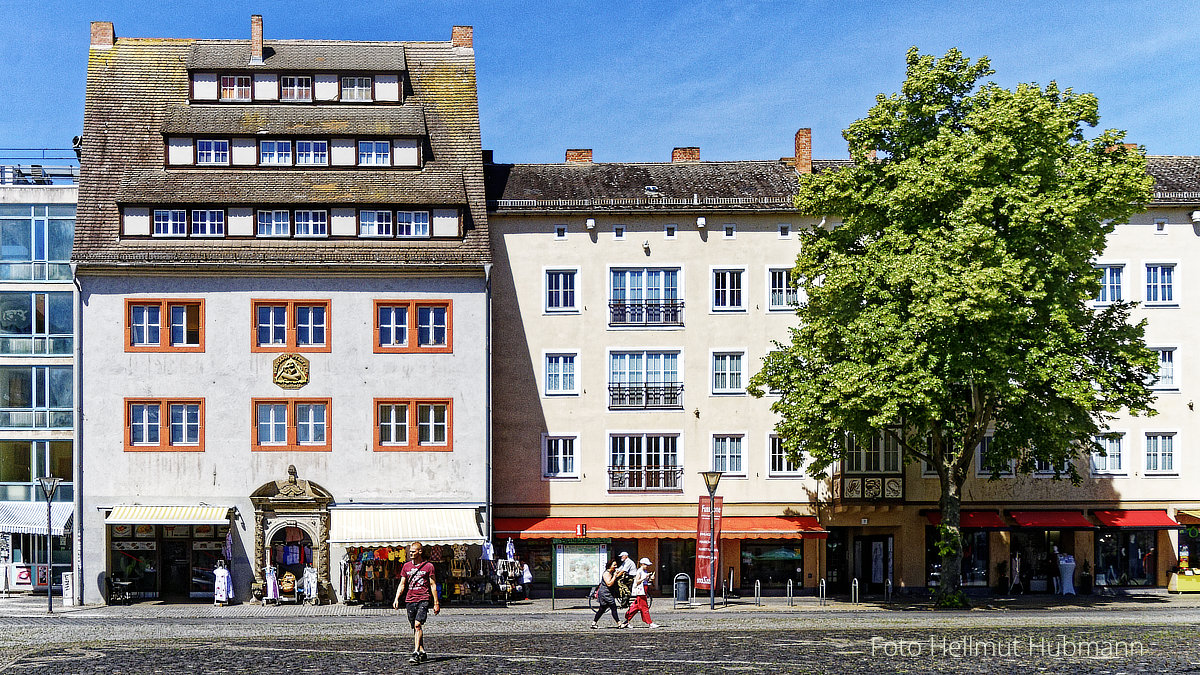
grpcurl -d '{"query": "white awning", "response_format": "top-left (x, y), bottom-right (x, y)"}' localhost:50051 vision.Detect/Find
top-left (105, 504), bottom-right (232, 525)
top-left (329, 507), bottom-right (484, 546)
top-left (0, 501), bottom-right (73, 536)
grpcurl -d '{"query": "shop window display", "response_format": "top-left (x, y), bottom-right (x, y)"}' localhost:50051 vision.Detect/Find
top-left (740, 540), bottom-right (803, 590)
top-left (925, 527), bottom-right (989, 588)
top-left (1095, 529), bottom-right (1155, 587)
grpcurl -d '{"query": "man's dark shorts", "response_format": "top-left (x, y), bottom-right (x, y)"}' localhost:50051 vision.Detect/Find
top-left (407, 599), bottom-right (431, 626)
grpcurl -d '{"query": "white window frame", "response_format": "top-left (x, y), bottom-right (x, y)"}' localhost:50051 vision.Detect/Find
top-left (280, 75), bottom-right (313, 102)
top-left (1144, 262), bottom-right (1177, 306)
top-left (256, 210), bottom-right (290, 238)
top-left (606, 430), bottom-right (683, 491)
top-left (295, 403), bottom-right (327, 445)
top-left (1094, 264), bottom-right (1124, 304)
top-left (712, 434), bottom-right (745, 476)
top-left (360, 210), bottom-right (393, 237)
top-left (260, 140), bottom-right (293, 166)
top-left (377, 305), bottom-right (408, 347)
top-left (256, 403), bottom-right (288, 446)
top-left (377, 402), bottom-right (409, 446)
top-left (168, 304), bottom-right (201, 348)
top-left (542, 434), bottom-right (579, 479)
top-left (1033, 457), bottom-right (1070, 476)
top-left (295, 305), bottom-right (327, 348)
top-left (168, 403), bottom-right (200, 447)
top-left (1144, 432), bottom-right (1177, 475)
top-left (340, 76), bottom-right (373, 101)
top-left (416, 306), bottom-right (447, 347)
top-left (778, 223), bottom-right (791, 239)
top-left (417, 403), bottom-right (448, 447)
top-left (545, 268), bottom-right (579, 314)
top-left (711, 267), bottom-right (746, 311)
top-left (723, 223), bottom-right (736, 239)
top-left (554, 224), bottom-right (567, 240)
top-left (152, 210), bottom-right (186, 237)
top-left (664, 224), bottom-right (677, 239)
top-left (190, 209), bottom-right (225, 237)
top-left (396, 211), bottom-right (430, 238)
top-left (294, 210), bottom-right (328, 238)
top-left (256, 305), bottom-right (288, 347)
top-left (974, 435), bottom-right (1014, 477)
top-left (544, 351), bottom-right (579, 396)
top-left (129, 305), bottom-right (161, 346)
top-left (768, 434), bottom-right (803, 477)
top-left (1154, 217), bottom-right (1168, 235)
top-left (130, 403), bottom-right (161, 446)
top-left (295, 140), bottom-right (328, 166)
top-left (358, 140), bottom-right (390, 166)
top-left (711, 350), bottom-right (745, 395)
top-left (1151, 347), bottom-right (1178, 390)
top-left (613, 225), bottom-right (625, 240)
top-left (608, 266), bottom-right (683, 323)
top-left (219, 75), bottom-right (251, 101)
top-left (196, 139), bottom-right (230, 165)
top-left (767, 267), bottom-right (800, 311)
top-left (1091, 433), bottom-right (1125, 475)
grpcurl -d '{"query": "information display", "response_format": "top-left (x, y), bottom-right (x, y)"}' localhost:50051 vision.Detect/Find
top-left (554, 542), bottom-right (608, 588)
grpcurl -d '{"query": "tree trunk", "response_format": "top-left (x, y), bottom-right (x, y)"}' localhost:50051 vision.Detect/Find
top-left (934, 477), bottom-right (967, 607)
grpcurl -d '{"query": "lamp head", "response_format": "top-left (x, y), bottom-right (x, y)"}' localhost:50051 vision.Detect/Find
top-left (37, 476), bottom-right (62, 499)
top-left (700, 470), bottom-right (723, 495)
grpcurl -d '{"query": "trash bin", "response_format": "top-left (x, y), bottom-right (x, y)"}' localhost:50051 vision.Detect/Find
top-left (675, 578), bottom-right (689, 602)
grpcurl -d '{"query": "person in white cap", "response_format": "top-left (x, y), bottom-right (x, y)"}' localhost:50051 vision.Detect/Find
top-left (616, 551), bottom-right (637, 603)
top-left (620, 557), bottom-right (659, 628)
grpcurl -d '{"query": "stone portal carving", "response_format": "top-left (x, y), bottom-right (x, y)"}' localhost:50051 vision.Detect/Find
top-left (250, 465), bottom-right (333, 602)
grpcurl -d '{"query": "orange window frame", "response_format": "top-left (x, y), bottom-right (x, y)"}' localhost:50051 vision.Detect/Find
top-left (250, 398), bottom-right (333, 452)
top-left (372, 398), bottom-right (453, 452)
top-left (123, 398), bottom-right (206, 452)
top-left (250, 299), bottom-right (333, 353)
top-left (124, 299), bottom-right (206, 353)
top-left (372, 299), bottom-right (453, 354)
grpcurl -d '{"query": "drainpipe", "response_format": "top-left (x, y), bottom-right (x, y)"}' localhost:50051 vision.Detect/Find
top-left (70, 264), bottom-right (82, 605)
top-left (484, 263), bottom-right (493, 543)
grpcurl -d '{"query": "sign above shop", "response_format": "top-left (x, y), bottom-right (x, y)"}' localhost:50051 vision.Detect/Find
top-left (273, 354), bottom-right (310, 389)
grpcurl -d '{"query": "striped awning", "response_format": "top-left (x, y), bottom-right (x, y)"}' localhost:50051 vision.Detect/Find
top-left (0, 501), bottom-right (73, 536)
top-left (329, 507), bottom-right (484, 546)
top-left (105, 504), bottom-right (232, 525)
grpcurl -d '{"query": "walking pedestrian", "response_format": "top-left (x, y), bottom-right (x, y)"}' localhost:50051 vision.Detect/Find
top-left (616, 551), bottom-right (636, 603)
top-left (393, 542), bottom-right (440, 665)
top-left (620, 557), bottom-right (659, 628)
top-left (591, 560), bottom-right (622, 628)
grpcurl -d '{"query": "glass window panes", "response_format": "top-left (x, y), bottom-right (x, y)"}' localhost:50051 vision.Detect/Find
top-left (191, 210), bottom-right (225, 236)
top-left (295, 403), bottom-right (326, 444)
top-left (1152, 349), bottom-right (1175, 388)
top-left (256, 305), bottom-right (287, 346)
top-left (169, 304), bottom-right (201, 347)
top-left (378, 403), bottom-right (408, 445)
top-left (546, 270), bottom-right (576, 311)
top-left (544, 436), bottom-right (576, 477)
top-left (1091, 435), bottom-right (1123, 473)
top-left (257, 404), bottom-right (287, 445)
top-left (713, 269), bottom-right (743, 309)
top-left (295, 140), bottom-right (328, 165)
top-left (280, 76), bottom-right (312, 101)
top-left (257, 210), bottom-right (289, 237)
top-left (360, 210), bottom-right (393, 237)
top-left (219, 75), bottom-right (251, 101)
top-left (358, 140), bottom-right (390, 166)
top-left (130, 403), bottom-right (160, 445)
top-left (545, 354), bottom-right (576, 394)
top-left (296, 305), bottom-right (326, 347)
top-left (769, 268), bottom-right (800, 309)
top-left (196, 139), bottom-right (229, 165)
top-left (417, 306), bottom-right (447, 346)
top-left (294, 210), bottom-right (327, 237)
top-left (417, 404), bottom-right (447, 445)
top-left (260, 140), bottom-right (292, 166)
top-left (169, 403), bottom-right (200, 445)
top-left (769, 436), bottom-right (801, 474)
top-left (378, 305), bottom-right (408, 346)
top-left (153, 210), bottom-right (186, 236)
top-left (1146, 264), bottom-right (1174, 303)
top-left (712, 352), bottom-right (743, 392)
top-left (1145, 434), bottom-right (1174, 472)
top-left (130, 304), bottom-right (161, 346)
top-left (713, 435), bottom-right (743, 474)
top-left (1096, 265), bottom-right (1122, 303)
top-left (396, 211), bottom-right (429, 238)
top-left (341, 76), bottom-right (372, 101)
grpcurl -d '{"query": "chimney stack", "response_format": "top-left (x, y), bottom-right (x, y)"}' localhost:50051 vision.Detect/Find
top-left (565, 149), bottom-right (593, 163)
top-left (250, 15), bottom-right (264, 65)
top-left (90, 21), bottom-right (114, 50)
top-left (671, 147), bottom-right (700, 162)
top-left (794, 128), bottom-right (812, 174)
top-left (452, 26), bottom-right (473, 48)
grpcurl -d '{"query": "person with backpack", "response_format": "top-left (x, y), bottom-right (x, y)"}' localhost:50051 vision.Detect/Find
top-left (393, 542), bottom-right (440, 665)
top-left (590, 559), bottom-right (622, 628)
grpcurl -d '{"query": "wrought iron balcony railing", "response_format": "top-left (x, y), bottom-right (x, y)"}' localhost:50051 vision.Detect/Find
top-left (607, 466), bottom-right (685, 492)
top-left (608, 301), bottom-right (684, 326)
top-left (608, 383), bottom-right (684, 409)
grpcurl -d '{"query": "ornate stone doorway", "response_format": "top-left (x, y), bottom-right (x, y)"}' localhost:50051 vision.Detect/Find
top-left (250, 465), bottom-right (333, 602)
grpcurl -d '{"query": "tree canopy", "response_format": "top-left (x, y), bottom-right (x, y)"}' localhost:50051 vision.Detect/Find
top-left (749, 47), bottom-right (1157, 604)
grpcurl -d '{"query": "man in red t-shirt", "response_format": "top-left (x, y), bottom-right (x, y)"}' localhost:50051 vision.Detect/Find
top-left (393, 542), bottom-right (440, 664)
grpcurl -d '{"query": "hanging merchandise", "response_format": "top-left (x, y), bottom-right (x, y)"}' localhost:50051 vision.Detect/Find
top-left (285, 527), bottom-right (303, 543)
top-left (429, 545), bottom-right (444, 562)
top-left (213, 560), bottom-right (232, 605)
top-left (482, 541), bottom-right (494, 561)
top-left (506, 537), bottom-right (516, 561)
top-left (264, 566), bottom-right (280, 602)
top-left (301, 565), bottom-right (319, 604)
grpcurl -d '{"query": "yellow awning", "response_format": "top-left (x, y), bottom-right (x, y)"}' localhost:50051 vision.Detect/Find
top-left (329, 507), bottom-right (484, 546)
top-left (106, 505), bottom-right (232, 525)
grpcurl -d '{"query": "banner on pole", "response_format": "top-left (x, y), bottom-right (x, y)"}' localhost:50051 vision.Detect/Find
top-left (694, 496), bottom-right (723, 590)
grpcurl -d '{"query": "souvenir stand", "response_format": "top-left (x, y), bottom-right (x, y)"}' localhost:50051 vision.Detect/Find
top-left (339, 543), bottom-right (502, 606)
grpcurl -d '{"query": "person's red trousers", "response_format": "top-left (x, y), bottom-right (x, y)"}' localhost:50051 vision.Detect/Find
top-left (625, 595), bottom-right (652, 624)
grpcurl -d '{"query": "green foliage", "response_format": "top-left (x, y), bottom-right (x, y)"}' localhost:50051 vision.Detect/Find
top-left (749, 47), bottom-right (1157, 602)
top-left (935, 590), bottom-right (971, 609)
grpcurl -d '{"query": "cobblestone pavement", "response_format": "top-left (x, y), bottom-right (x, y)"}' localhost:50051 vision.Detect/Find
top-left (1, 595), bottom-right (1199, 673)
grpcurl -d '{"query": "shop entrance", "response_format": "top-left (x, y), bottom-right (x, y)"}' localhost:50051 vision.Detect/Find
top-left (161, 540), bottom-right (190, 597)
top-left (250, 465), bottom-right (333, 604)
top-left (824, 528), bottom-right (850, 593)
top-left (853, 534), bottom-right (893, 595)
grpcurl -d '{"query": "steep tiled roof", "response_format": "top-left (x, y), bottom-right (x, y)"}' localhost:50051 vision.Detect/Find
top-left (162, 104), bottom-right (426, 136)
top-left (1147, 156), bottom-right (1200, 205)
top-left (187, 41), bottom-right (407, 71)
top-left (77, 36), bottom-right (487, 267)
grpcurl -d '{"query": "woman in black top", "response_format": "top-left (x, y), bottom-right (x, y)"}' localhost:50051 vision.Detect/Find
top-left (591, 560), bottom-right (622, 628)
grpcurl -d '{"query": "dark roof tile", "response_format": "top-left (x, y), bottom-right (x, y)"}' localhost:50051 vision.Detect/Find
top-left (187, 41), bottom-right (407, 71)
top-left (162, 104), bottom-right (426, 136)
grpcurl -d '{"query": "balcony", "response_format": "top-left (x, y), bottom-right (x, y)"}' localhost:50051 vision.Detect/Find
top-left (608, 383), bottom-right (684, 409)
top-left (0, 337), bottom-right (73, 356)
top-left (0, 409), bottom-right (73, 429)
top-left (608, 466), bottom-right (685, 492)
top-left (609, 301), bottom-right (684, 327)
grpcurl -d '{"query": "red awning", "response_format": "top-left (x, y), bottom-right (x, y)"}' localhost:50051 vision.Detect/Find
top-left (494, 516), bottom-right (826, 540)
top-left (1008, 511), bottom-right (1094, 529)
top-left (925, 511), bottom-right (1007, 529)
top-left (1092, 510), bottom-right (1179, 528)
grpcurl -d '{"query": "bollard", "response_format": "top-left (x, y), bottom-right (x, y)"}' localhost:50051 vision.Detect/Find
top-left (885, 578), bottom-right (893, 602)
top-left (851, 578), bottom-right (860, 605)
top-left (786, 579), bottom-right (794, 607)
top-left (754, 579), bottom-right (762, 607)
top-left (722, 578), bottom-right (729, 607)
top-left (818, 578), bottom-right (827, 606)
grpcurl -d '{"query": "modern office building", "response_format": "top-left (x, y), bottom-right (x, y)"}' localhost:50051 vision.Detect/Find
top-left (76, 17), bottom-right (490, 604)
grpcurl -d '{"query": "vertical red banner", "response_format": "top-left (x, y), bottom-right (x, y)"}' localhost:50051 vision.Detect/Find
top-left (694, 496), bottom-right (723, 590)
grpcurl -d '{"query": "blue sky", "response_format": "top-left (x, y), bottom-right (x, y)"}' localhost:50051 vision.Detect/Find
top-left (1, 1), bottom-right (1198, 162)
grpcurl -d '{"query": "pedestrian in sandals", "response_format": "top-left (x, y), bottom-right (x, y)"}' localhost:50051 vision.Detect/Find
top-left (393, 542), bottom-right (440, 664)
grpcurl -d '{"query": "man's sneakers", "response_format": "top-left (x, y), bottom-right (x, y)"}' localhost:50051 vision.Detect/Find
top-left (409, 652), bottom-right (420, 665)
top-left (590, 621), bottom-right (599, 629)
top-left (648, 622), bottom-right (661, 628)
top-left (618, 621), bottom-right (629, 629)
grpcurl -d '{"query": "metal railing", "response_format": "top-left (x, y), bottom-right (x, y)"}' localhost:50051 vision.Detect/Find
top-left (607, 466), bottom-right (685, 492)
top-left (0, 149), bottom-right (80, 186)
top-left (608, 301), bottom-right (684, 326)
top-left (607, 383), bottom-right (684, 409)
top-left (491, 195), bottom-right (796, 209)
top-left (0, 409), bottom-right (73, 429)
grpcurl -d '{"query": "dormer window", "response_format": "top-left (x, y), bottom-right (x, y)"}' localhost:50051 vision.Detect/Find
top-left (295, 140), bottom-right (328, 166)
top-left (219, 75), bottom-right (251, 101)
top-left (260, 140), bottom-right (292, 166)
top-left (280, 76), bottom-right (312, 102)
top-left (358, 141), bottom-right (390, 166)
top-left (196, 139), bottom-right (230, 165)
top-left (341, 76), bottom-right (372, 101)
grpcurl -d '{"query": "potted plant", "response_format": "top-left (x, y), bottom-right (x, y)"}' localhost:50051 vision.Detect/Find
top-left (995, 560), bottom-right (1009, 594)
top-left (1078, 560), bottom-right (1093, 595)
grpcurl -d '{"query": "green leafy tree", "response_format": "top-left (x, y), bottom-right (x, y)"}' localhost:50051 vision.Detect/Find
top-left (749, 48), bottom-right (1157, 606)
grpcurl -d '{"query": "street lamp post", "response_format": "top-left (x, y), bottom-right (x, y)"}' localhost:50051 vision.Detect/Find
top-left (37, 477), bottom-right (62, 614)
top-left (700, 470), bottom-right (723, 610)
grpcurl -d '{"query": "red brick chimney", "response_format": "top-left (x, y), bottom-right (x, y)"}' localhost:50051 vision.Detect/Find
top-left (249, 15), bottom-right (264, 65)
top-left (565, 149), bottom-right (593, 163)
top-left (452, 26), bottom-right (473, 48)
top-left (90, 21), bottom-right (114, 50)
top-left (794, 129), bottom-right (812, 174)
top-left (671, 147), bottom-right (699, 162)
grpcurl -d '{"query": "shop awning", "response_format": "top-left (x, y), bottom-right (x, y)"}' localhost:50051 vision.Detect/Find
top-left (1092, 510), bottom-right (1179, 528)
top-left (494, 516), bottom-right (827, 540)
top-left (0, 501), bottom-right (73, 536)
top-left (1008, 511), bottom-right (1094, 529)
top-left (1178, 510), bottom-right (1200, 525)
top-left (925, 511), bottom-right (1007, 529)
top-left (328, 507), bottom-right (484, 546)
top-left (106, 504), bottom-right (232, 525)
